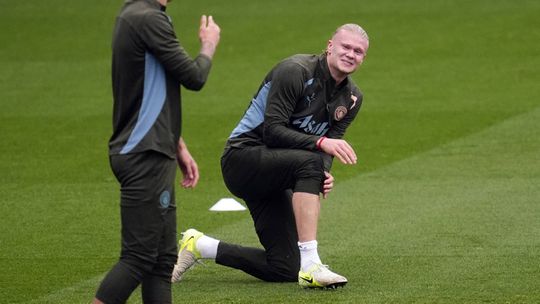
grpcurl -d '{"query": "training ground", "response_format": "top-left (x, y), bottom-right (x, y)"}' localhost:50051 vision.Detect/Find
top-left (1, 0), bottom-right (539, 303)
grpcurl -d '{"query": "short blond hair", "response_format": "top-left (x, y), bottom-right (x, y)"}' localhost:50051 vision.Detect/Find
top-left (332, 23), bottom-right (369, 42)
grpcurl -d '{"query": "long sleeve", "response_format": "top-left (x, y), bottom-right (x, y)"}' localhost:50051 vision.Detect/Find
top-left (140, 11), bottom-right (212, 91)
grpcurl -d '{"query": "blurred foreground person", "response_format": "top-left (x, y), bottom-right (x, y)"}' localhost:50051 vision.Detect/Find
top-left (93, 0), bottom-right (220, 303)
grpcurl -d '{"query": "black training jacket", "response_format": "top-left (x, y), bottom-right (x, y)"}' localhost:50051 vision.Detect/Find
top-left (109, 0), bottom-right (212, 158)
top-left (226, 53), bottom-right (363, 170)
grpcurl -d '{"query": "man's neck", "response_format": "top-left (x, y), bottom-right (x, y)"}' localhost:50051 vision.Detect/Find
top-left (157, 0), bottom-right (167, 7)
top-left (328, 66), bottom-right (346, 86)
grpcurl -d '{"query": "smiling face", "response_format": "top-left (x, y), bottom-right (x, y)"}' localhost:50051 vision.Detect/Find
top-left (326, 26), bottom-right (369, 84)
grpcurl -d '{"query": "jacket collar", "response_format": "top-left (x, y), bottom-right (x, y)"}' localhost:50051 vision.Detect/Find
top-left (317, 54), bottom-right (349, 89)
top-left (138, 0), bottom-right (166, 11)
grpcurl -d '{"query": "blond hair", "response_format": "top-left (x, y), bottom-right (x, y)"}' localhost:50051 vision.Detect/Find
top-left (332, 23), bottom-right (369, 42)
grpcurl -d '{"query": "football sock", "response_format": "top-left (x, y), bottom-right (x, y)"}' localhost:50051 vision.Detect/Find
top-left (298, 240), bottom-right (322, 271)
top-left (196, 235), bottom-right (220, 259)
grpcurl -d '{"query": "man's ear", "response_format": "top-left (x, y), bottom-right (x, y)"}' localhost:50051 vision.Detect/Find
top-left (326, 40), bottom-right (333, 54)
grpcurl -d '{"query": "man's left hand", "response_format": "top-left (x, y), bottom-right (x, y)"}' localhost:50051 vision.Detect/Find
top-left (322, 171), bottom-right (334, 199)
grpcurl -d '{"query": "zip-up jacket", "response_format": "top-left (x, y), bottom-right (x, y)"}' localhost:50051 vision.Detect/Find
top-left (109, 0), bottom-right (212, 158)
top-left (226, 53), bottom-right (363, 170)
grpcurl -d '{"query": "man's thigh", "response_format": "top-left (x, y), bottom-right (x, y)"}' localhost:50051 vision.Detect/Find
top-left (110, 151), bottom-right (177, 266)
top-left (222, 146), bottom-right (324, 199)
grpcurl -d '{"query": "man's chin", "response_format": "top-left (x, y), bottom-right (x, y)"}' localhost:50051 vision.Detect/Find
top-left (339, 66), bottom-right (357, 75)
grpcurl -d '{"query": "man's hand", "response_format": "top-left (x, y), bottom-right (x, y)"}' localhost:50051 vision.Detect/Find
top-left (199, 15), bottom-right (220, 59)
top-left (176, 138), bottom-right (200, 188)
top-left (322, 171), bottom-right (334, 199)
top-left (319, 137), bottom-right (357, 165)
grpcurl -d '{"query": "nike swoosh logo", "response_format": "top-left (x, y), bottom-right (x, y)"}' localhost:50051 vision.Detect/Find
top-left (300, 276), bottom-right (313, 284)
top-left (181, 236), bottom-right (195, 251)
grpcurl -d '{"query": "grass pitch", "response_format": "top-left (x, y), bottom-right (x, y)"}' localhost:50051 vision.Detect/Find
top-left (1, 0), bottom-right (539, 303)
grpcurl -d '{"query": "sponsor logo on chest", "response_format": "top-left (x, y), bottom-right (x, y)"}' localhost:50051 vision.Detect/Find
top-left (292, 115), bottom-right (329, 136)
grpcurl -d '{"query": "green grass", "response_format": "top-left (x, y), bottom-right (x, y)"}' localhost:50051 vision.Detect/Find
top-left (1, 0), bottom-right (539, 303)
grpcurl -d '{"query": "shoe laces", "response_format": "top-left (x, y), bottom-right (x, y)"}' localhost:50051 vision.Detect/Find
top-left (309, 263), bottom-right (330, 271)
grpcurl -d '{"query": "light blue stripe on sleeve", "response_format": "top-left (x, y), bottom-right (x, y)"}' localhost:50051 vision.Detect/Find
top-left (229, 81), bottom-right (272, 138)
top-left (120, 52), bottom-right (166, 154)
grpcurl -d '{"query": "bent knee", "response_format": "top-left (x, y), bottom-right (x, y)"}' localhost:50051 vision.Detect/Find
top-left (265, 258), bottom-right (300, 282)
top-left (296, 153), bottom-right (325, 174)
top-left (264, 266), bottom-right (299, 282)
top-left (293, 154), bottom-right (325, 195)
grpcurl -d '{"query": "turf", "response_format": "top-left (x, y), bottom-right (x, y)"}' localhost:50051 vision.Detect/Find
top-left (0, 0), bottom-right (539, 303)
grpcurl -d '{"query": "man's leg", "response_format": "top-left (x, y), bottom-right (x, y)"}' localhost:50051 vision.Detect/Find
top-left (241, 147), bottom-right (347, 289)
top-left (141, 203), bottom-right (177, 304)
top-left (216, 190), bottom-right (300, 282)
top-left (93, 261), bottom-right (142, 304)
top-left (95, 202), bottom-right (160, 304)
top-left (94, 152), bottom-right (176, 303)
top-left (172, 190), bottom-right (299, 282)
top-left (292, 192), bottom-right (320, 242)
top-left (140, 152), bottom-right (177, 303)
top-left (172, 146), bottom-right (313, 282)
top-left (291, 192), bottom-right (324, 272)
top-left (173, 146), bottom-right (346, 286)
top-left (217, 147), bottom-right (325, 281)
top-left (291, 189), bottom-right (348, 289)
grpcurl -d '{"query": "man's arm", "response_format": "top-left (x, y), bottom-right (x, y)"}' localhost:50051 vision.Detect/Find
top-left (140, 11), bottom-right (220, 90)
top-left (318, 90), bottom-right (362, 165)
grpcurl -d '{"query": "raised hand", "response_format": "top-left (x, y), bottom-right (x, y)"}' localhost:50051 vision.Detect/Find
top-left (199, 15), bottom-right (220, 59)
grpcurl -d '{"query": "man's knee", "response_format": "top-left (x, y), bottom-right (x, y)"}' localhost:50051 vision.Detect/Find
top-left (120, 255), bottom-right (155, 279)
top-left (296, 152), bottom-right (325, 176)
top-left (293, 153), bottom-right (325, 195)
top-left (120, 250), bottom-right (173, 275)
top-left (266, 260), bottom-right (299, 282)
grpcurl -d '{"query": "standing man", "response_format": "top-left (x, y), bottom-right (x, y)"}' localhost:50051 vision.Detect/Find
top-left (93, 0), bottom-right (220, 303)
top-left (172, 24), bottom-right (369, 289)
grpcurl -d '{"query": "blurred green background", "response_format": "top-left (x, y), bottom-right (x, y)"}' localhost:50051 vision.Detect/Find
top-left (1, 0), bottom-right (539, 303)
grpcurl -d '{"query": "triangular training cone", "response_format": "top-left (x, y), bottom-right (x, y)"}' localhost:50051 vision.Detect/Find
top-left (209, 198), bottom-right (246, 211)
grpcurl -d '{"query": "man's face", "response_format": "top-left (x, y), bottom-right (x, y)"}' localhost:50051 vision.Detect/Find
top-left (326, 30), bottom-right (369, 77)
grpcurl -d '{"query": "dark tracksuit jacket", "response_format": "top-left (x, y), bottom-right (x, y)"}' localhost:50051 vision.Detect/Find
top-left (226, 53), bottom-right (363, 171)
top-left (109, 0), bottom-right (212, 158)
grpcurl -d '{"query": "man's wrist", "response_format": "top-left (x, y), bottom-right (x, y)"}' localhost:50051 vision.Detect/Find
top-left (316, 136), bottom-right (327, 150)
top-left (200, 41), bottom-right (216, 59)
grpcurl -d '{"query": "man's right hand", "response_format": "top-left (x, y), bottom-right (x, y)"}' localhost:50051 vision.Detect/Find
top-left (199, 15), bottom-right (220, 59)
